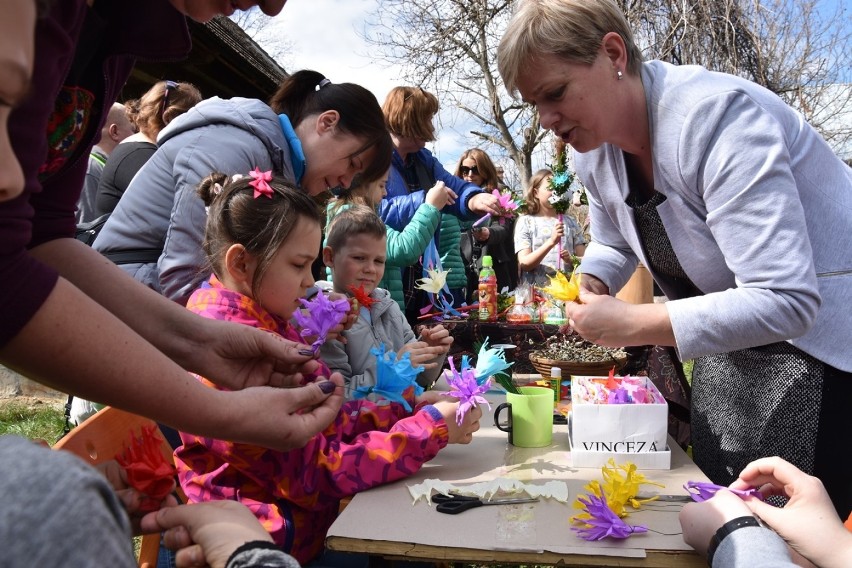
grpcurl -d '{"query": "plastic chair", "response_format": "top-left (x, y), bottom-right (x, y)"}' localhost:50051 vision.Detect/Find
top-left (53, 406), bottom-right (179, 568)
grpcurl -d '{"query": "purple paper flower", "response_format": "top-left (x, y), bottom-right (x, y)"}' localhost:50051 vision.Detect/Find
top-left (446, 357), bottom-right (491, 425)
top-left (292, 290), bottom-right (350, 352)
top-left (571, 493), bottom-right (648, 541)
top-left (607, 386), bottom-right (631, 404)
top-left (683, 481), bottom-right (765, 502)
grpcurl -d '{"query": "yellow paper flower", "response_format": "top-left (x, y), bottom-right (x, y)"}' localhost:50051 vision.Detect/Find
top-left (416, 267), bottom-right (449, 294)
top-left (570, 459), bottom-right (665, 523)
top-left (542, 270), bottom-right (582, 302)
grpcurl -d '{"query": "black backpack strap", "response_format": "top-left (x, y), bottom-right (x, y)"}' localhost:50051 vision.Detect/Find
top-left (102, 249), bottom-right (163, 265)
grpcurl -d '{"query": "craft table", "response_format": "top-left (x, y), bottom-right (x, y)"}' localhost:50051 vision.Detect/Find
top-left (326, 394), bottom-right (707, 567)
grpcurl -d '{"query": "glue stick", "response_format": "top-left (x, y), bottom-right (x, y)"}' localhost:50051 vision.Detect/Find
top-left (549, 367), bottom-right (562, 406)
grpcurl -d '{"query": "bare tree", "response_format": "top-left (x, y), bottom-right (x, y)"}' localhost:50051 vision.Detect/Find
top-left (366, 0), bottom-right (851, 185)
top-left (365, 0), bottom-right (546, 187)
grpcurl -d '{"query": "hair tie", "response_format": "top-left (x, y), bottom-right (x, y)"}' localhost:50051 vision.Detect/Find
top-left (212, 183), bottom-right (223, 196)
top-left (316, 78), bottom-right (332, 91)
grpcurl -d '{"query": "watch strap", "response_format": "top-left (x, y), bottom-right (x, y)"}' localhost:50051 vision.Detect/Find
top-left (707, 515), bottom-right (761, 566)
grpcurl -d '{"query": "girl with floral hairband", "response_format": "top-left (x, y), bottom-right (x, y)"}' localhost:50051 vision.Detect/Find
top-left (95, 69), bottom-right (393, 306)
top-left (175, 171), bottom-right (480, 565)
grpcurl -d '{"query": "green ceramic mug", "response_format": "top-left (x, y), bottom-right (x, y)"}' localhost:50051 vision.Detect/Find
top-left (493, 386), bottom-right (554, 447)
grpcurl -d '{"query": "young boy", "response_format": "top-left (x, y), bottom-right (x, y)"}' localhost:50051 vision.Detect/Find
top-left (320, 205), bottom-right (453, 398)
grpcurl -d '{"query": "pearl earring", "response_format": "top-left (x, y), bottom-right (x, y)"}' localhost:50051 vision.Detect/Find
top-left (617, 70), bottom-right (623, 80)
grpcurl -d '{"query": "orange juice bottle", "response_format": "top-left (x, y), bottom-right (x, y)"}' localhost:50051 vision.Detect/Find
top-left (477, 255), bottom-right (498, 321)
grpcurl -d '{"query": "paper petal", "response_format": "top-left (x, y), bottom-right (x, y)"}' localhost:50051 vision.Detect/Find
top-left (115, 425), bottom-right (175, 511)
top-left (292, 290), bottom-right (350, 351)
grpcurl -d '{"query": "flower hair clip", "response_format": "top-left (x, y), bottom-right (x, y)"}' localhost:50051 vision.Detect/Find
top-left (249, 167), bottom-right (274, 199)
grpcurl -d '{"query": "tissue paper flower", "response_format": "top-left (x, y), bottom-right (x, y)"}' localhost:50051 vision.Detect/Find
top-left (352, 344), bottom-right (424, 411)
top-left (416, 267), bottom-right (449, 294)
top-left (491, 188), bottom-right (519, 217)
top-left (116, 425), bottom-right (176, 512)
top-left (571, 493), bottom-right (648, 541)
top-left (541, 270), bottom-right (582, 302)
top-left (684, 481), bottom-right (765, 502)
top-left (446, 356), bottom-right (491, 425)
top-left (472, 338), bottom-right (513, 385)
top-left (292, 290), bottom-right (351, 352)
top-left (347, 283), bottom-right (377, 310)
top-left (573, 460), bottom-right (664, 520)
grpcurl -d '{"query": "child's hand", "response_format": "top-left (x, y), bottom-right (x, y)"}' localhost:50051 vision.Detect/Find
top-left (549, 222), bottom-right (565, 246)
top-left (425, 181), bottom-right (457, 209)
top-left (398, 342), bottom-right (447, 369)
top-left (432, 400), bottom-right (481, 444)
top-left (415, 389), bottom-right (452, 406)
top-left (418, 325), bottom-right (453, 352)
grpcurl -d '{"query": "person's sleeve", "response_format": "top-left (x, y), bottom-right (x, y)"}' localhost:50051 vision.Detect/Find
top-left (378, 173), bottom-right (424, 231)
top-left (158, 128), bottom-right (276, 304)
top-left (226, 542), bottom-right (300, 568)
top-left (269, 401), bottom-right (448, 503)
top-left (319, 338), bottom-right (376, 399)
top-left (385, 203), bottom-right (441, 267)
top-left (514, 215), bottom-right (533, 253)
top-left (712, 526), bottom-right (796, 568)
top-left (486, 221), bottom-right (510, 246)
top-left (661, 92), bottom-right (820, 361)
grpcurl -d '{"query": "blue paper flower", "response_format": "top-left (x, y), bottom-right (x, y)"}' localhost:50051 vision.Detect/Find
top-left (352, 344), bottom-right (424, 411)
top-left (473, 338), bottom-right (513, 385)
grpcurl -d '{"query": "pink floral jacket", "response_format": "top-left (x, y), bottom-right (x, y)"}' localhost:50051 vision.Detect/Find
top-left (176, 277), bottom-right (449, 563)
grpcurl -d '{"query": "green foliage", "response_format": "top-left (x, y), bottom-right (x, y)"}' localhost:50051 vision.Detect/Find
top-left (0, 399), bottom-right (65, 444)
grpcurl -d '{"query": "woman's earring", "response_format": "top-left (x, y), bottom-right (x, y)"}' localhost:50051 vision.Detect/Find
top-left (617, 70), bottom-right (624, 80)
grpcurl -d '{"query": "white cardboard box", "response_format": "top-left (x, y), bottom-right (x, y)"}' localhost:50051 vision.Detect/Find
top-left (568, 414), bottom-right (672, 469)
top-left (570, 375), bottom-right (669, 452)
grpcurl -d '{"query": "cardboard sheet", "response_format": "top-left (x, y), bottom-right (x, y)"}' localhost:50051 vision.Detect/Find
top-left (327, 394), bottom-right (707, 562)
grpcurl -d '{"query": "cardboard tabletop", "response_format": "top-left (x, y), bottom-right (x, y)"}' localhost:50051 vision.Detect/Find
top-left (326, 392), bottom-right (708, 567)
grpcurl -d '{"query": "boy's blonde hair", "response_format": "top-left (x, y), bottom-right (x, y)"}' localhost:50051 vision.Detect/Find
top-left (325, 205), bottom-right (387, 253)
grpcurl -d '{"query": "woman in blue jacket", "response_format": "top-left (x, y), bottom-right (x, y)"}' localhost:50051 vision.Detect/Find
top-left (379, 86), bottom-right (500, 321)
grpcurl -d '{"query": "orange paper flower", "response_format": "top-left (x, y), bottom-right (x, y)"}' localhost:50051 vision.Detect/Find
top-left (115, 425), bottom-right (176, 511)
top-left (348, 283), bottom-right (377, 310)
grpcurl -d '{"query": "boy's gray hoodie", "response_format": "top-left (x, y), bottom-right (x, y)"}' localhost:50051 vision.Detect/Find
top-left (94, 97), bottom-right (295, 304)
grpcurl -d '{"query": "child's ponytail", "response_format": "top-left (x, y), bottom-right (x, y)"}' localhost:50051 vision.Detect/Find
top-left (196, 172), bottom-right (230, 207)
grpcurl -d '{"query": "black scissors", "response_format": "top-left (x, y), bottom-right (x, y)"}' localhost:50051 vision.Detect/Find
top-left (431, 493), bottom-right (539, 515)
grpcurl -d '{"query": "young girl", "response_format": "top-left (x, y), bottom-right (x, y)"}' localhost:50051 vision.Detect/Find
top-left (326, 171), bottom-right (456, 310)
top-left (514, 168), bottom-right (587, 288)
top-left (177, 172), bottom-right (480, 565)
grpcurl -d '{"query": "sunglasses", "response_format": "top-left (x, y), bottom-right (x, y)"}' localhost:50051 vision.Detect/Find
top-left (460, 165), bottom-right (480, 176)
top-left (160, 80), bottom-right (178, 119)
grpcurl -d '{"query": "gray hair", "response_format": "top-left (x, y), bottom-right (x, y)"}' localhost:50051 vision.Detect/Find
top-left (498, 0), bottom-right (643, 95)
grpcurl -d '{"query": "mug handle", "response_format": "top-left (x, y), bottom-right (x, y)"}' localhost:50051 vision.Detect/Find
top-left (493, 402), bottom-right (513, 433)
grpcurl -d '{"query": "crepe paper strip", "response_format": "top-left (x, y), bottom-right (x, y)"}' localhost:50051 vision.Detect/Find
top-left (408, 478), bottom-right (571, 505)
top-left (115, 425), bottom-right (176, 512)
top-left (683, 481), bottom-right (765, 503)
top-left (473, 338), bottom-right (513, 385)
top-left (571, 492), bottom-right (648, 541)
top-left (446, 357), bottom-right (492, 425)
top-left (248, 167), bottom-right (274, 199)
top-left (417, 302), bottom-right (478, 321)
top-left (353, 344), bottom-right (424, 411)
top-left (605, 366), bottom-right (619, 390)
top-left (292, 290), bottom-right (351, 353)
top-left (347, 283), bottom-right (377, 310)
top-left (471, 212), bottom-right (492, 228)
top-left (541, 270), bottom-right (582, 303)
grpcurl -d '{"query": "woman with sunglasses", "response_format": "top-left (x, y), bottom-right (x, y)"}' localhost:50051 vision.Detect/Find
top-left (93, 80), bottom-right (201, 218)
top-left (380, 87), bottom-right (501, 320)
top-left (455, 148), bottom-right (519, 302)
top-left (94, 70), bottom-right (392, 305)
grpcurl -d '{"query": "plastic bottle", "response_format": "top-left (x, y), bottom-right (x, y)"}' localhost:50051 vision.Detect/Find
top-left (506, 296), bottom-right (533, 323)
top-left (477, 255), bottom-right (498, 321)
top-left (550, 366), bottom-right (562, 406)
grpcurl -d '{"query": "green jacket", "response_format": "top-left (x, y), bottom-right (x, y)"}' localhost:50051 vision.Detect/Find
top-left (439, 215), bottom-right (467, 292)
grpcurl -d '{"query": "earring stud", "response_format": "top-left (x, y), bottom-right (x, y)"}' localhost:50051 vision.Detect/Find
top-left (617, 70), bottom-right (623, 80)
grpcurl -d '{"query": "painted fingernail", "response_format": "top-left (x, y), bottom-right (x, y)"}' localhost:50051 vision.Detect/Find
top-left (319, 381), bottom-right (336, 394)
top-left (299, 349), bottom-right (315, 357)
